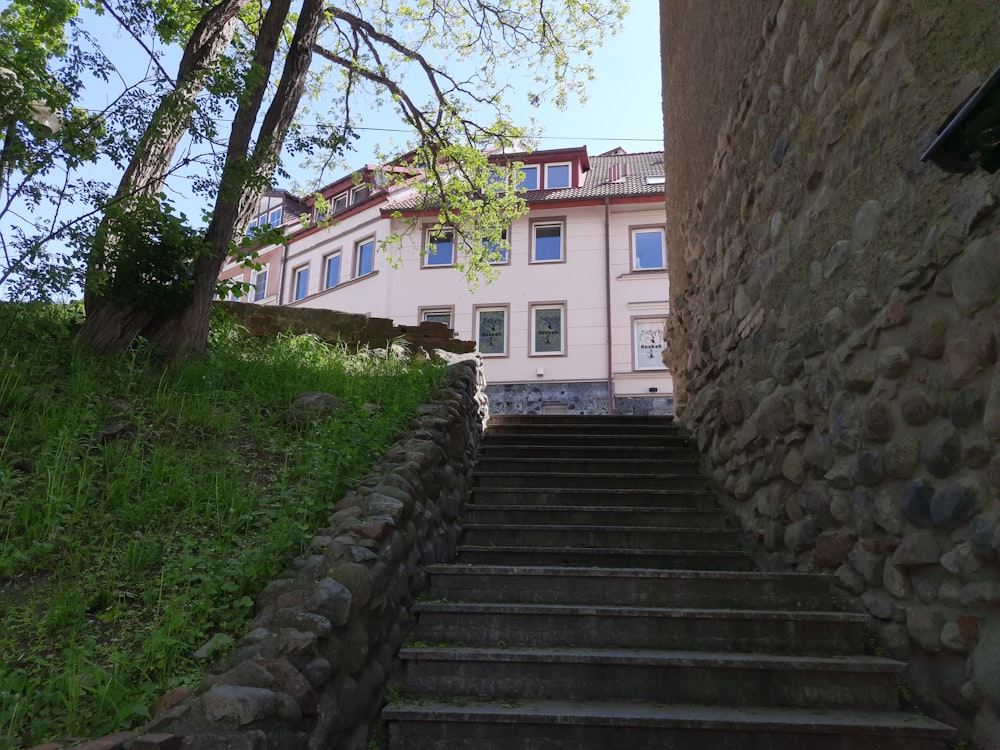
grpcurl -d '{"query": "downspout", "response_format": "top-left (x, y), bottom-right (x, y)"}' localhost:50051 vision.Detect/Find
top-left (277, 242), bottom-right (288, 306)
top-left (604, 197), bottom-right (614, 415)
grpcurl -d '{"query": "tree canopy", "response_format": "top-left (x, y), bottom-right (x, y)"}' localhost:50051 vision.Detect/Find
top-left (0, 0), bottom-right (628, 357)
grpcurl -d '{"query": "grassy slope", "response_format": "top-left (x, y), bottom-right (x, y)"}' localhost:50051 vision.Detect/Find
top-left (0, 303), bottom-right (446, 748)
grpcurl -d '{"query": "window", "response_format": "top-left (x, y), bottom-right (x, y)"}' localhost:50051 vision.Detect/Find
top-left (645, 175), bottom-right (666, 185)
top-left (424, 228), bottom-right (455, 267)
top-left (483, 229), bottom-right (509, 264)
top-left (518, 165), bottom-right (539, 190)
top-left (268, 207), bottom-right (283, 227)
top-left (351, 185), bottom-right (369, 204)
top-left (634, 318), bottom-right (668, 370)
top-left (421, 308), bottom-right (453, 327)
top-left (253, 266), bottom-right (268, 302)
top-left (632, 228), bottom-right (666, 271)
top-left (545, 163), bottom-right (571, 188)
top-left (245, 217), bottom-right (258, 237)
top-left (531, 304), bottom-right (566, 355)
top-left (356, 238), bottom-right (375, 276)
top-left (476, 306), bottom-right (508, 356)
top-left (293, 266), bottom-right (309, 301)
top-left (532, 221), bottom-right (564, 262)
top-left (324, 253), bottom-right (341, 289)
top-left (332, 192), bottom-right (349, 213)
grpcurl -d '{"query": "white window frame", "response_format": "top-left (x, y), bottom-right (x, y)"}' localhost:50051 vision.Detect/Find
top-left (293, 265), bottom-right (309, 301)
top-left (332, 192), bottom-right (349, 213)
top-left (252, 265), bottom-right (268, 302)
top-left (350, 184), bottom-right (369, 204)
top-left (268, 207), bottom-right (283, 227)
top-left (631, 227), bottom-right (667, 272)
top-left (633, 317), bottom-right (668, 370)
top-left (545, 162), bottom-right (572, 189)
top-left (518, 165), bottom-right (539, 191)
top-left (324, 252), bottom-right (342, 289)
top-left (475, 305), bottom-right (509, 358)
top-left (423, 227), bottom-right (455, 267)
top-left (484, 228), bottom-right (509, 265)
top-left (531, 219), bottom-right (565, 263)
top-left (355, 238), bottom-right (375, 277)
top-left (420, 307), bottom-right (455, 328)
top-left (530, 303), bottom-right (566, 356)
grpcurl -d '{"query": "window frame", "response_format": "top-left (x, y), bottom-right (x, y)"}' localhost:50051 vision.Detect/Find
top-left (419, 306), bottom-right (455, 328)
top-left (350, 184), bottom-right (369, 205)
top-left (545, 162), bottom-right (572, 189)
top-left (530, 218), bottom-right (566, 264)
top-left (252, 265), bottom-right (268, 302)
top-left (632, 316), bottom-right (669, 371)
top-left (423, 226), bottom-right (456, 268)
top-left (518, 165), bottom-right (539, 191)
top-left (484, 228), bottom-right (510, 265)
top-left (268, 207), bottom-right (283, 227)
top-left (355, 237), bottom-right (376, 277)
top-left (292, 265), bottom-right (310, 301)
top-left (529, 302), bottom-right (567, 357)
top-left (631, 226), bottom-right (667, 272)
top-left (332, 191), bottom-right (349, 213)
top-left (324, 251), bottom-right (342, 289)
top-left (474, 304), bottom-right (509, 358)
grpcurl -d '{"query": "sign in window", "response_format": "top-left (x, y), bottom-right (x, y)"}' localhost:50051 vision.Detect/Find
top-left (634, 318), bottom-right (668, 369)
top-left (532, 305), bottom-right (565, 355)
top-left (477, 308), bottom-right (507, 356)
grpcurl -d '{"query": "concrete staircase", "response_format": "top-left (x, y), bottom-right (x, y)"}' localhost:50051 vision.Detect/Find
top-left (383, 415), bottom-right (957, 749)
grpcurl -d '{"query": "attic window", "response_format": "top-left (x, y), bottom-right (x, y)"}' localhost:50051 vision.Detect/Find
top-left (645, 175), bottom-right (665, 185)
top-left (608, 163), bottom-right (629, 183)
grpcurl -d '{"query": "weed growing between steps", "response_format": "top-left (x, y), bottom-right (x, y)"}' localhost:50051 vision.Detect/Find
top-left (0, 303), bottom-right (446, 749)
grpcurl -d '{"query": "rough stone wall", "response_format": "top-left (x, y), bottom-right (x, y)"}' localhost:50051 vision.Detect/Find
top-left (662, 1), bottom-right (1000, 745)
top-left (37, 354), bottom-right (487, 750)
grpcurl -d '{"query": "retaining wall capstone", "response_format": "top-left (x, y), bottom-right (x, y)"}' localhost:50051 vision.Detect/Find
top-left (662, 1), bottom-right (1000, 745)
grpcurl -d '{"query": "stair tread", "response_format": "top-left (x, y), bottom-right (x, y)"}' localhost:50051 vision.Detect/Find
top-left (398, 646), bottom-right (901, 671)
top-left (465, 504), bottom-right (726, 513)
top-left (424, 564), bottom-right (833, 582)
top-left (383, 698), bottom-right (958, 736)
top-left (457, 545), bottom-right (749, 556)
top-left (414, 601), bottom-right (866, 621)
top-left (462, 523), bottom-right (736, 533)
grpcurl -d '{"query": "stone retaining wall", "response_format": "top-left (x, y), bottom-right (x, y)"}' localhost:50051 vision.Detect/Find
top-left (662, 1), bottom-right (1000, 745)
top-left (32, 349), bottom-right (487, 750)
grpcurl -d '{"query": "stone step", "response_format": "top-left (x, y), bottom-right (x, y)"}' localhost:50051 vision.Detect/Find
top-left (385, 700), bottom-right (958, 750)
top-left (470, 486), bottom-right (715, 508)
top-left (475, 456), bottom-right (700, 474)
top-left (488, 415), bottom-right (676, 428)
top-left (399, 647), bottom-right (903, 709)
top-left (454, 545), bottom-right (753, 569)
top-left (423, 565), bottom-right (846, 610)
top-left (483, 431), bottom-right (692, 447)
top-left (474, 470), bottom-right (708, 490)
top-left (462, 504), bottom-right (731, 528)
top-left (410, 602), bottom-right (868, 654)
top-left (479, 444), bottom-right (684, 460)
top-left (460, 523), bottom-right (744, 551)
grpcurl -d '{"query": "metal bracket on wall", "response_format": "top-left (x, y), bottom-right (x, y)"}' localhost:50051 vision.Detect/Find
top-left (922, 63), bottom-right (1000, 174)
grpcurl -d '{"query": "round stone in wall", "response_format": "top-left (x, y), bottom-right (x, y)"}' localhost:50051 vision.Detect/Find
top-left (906, 307), bottom-right (951, 359)
top-left (952, 235), bottom-right (1000, 317)
top-left (864, 399), bottom-right (895, 442)
top-left (877, 346), bottom-right (910, 379)
top-left (922, 424), bottom-right (963, 478)
top-left (900, 385), bottom-right (935, 426)
top-left (884, 434), bottom-right (921, 478)
top-left (900, 477), bottom-right (936, 527)
top-left (930, 478), bottom-right (987, 528)
top-left (950, 387), bottom-right (985, 430)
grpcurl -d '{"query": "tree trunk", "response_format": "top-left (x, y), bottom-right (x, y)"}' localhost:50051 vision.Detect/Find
top-left (77, 0), bottom-right (248, 354)
top-left (140, 0), bottom-right (328, 359)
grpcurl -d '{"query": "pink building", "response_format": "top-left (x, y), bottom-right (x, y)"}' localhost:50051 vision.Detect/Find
top-left (220, 146), bottom-right (672, 415)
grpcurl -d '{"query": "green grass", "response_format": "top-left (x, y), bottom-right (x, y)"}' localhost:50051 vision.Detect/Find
top-left (0, 302), bottom-right (447, 748)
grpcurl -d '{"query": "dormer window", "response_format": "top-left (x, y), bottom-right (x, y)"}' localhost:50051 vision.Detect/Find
top-left (332, 192), bottom-right (349, 213)
top-left (518, 165), bottom-right (539, 190)
top-left (545, 163), bottom-right (571, 189)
